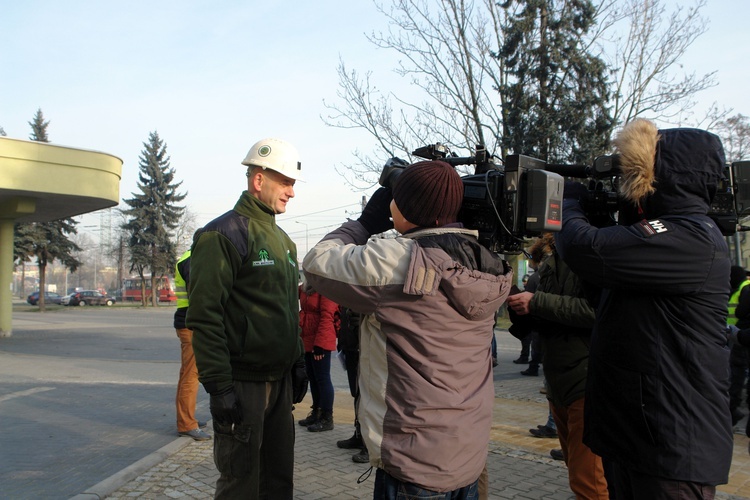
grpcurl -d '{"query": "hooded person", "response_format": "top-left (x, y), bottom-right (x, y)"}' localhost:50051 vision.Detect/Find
top-left (302, 160), bottom-right (513, 497)
top-left (555, 119), bottom-right (733, 499)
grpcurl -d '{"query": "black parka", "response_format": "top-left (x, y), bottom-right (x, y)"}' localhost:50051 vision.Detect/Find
top-left (555, 126), bottom-right (733, 485)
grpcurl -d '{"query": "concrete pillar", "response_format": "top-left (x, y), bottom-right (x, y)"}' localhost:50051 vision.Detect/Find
top-left (0, 218), bottom-right (14, 337)
top-left (0, 197), bottom-right (36, 337)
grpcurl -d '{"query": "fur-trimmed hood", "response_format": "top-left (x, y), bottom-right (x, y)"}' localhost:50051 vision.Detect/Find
top-left (614, 118), bottom-right (726, 218)
top-left (527, 232), bottom-right (555, 266)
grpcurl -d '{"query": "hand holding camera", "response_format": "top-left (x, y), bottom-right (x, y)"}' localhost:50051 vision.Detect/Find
top-left (563, 181), bottom-right (590, 202)
top-left (358, 187), bottom-right (394, 235)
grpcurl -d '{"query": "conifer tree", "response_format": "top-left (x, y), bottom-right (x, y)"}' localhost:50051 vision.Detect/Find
top-left (14, 109), bottom-right (81, 310)
top-left (498, 0), bottom-right (613, 164)
top-left (121, 131), bottom-right (186, 306)
top-left (29, 108), bottom-right (50, 142)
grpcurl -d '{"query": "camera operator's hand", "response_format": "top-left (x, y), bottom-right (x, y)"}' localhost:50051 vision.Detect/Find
top-left (210, 386), bottom-right (243, 427)
top-left (563, 181), bottom-right (589, 202)
top-left (291, 357), bottom-right (309, 404)
top-left (358, 187), bottom-right (394, 235)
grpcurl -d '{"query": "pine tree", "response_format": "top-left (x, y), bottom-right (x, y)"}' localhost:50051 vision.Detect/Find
top-left (14, 109), bottom-right (82, 310)
top-left (122, 131), bottom-right (186, 306)
top-left (29, 108), bottom-right (50, 142)
top-left (498, 0), bottom-right (613, 164)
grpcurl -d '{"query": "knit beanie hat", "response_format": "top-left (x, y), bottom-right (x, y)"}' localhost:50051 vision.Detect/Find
top-left (392, 160), bottom-right (464, 227)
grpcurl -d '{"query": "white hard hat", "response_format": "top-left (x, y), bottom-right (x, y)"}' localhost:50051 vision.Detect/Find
top-left (241, 138), bottom-right (303, 181)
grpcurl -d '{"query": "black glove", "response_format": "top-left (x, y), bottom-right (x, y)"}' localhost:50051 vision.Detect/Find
top-left (563, 181), bottom-right (589, 201)
top-left (358, 187), bottom-right (394, 235)
top-left (209, 386), bottom-right (243, 427)
top-left (291, 357), bottom-right (309, 404)
top-left (313, 346), bottom-right (329, 356)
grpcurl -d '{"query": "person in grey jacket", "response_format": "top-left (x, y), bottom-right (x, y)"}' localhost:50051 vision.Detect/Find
top-left (303, 160), bottom-right (513, 498)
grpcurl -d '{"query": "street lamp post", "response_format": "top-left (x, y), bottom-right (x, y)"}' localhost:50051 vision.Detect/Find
top-left (83, 224), bottom-right (101, 291)
top-left (296, 221), bottom-right (309, 256)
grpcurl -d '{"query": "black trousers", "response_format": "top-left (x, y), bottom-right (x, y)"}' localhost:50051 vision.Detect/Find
top-left (214, 376), bottom-right (294, 500)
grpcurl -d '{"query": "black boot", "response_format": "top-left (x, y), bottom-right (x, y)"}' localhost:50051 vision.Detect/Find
top-left (352, 447), bottom-right (369, 463)
top-left (298, 407), bottom-right (321, 426)
top-left (337, 429), bottom-right (363, 449)
top-left (308, 410), bottom-right (334, 432)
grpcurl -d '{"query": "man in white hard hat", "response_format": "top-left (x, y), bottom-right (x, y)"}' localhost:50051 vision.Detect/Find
top-left (188, 138), bottom-right (308, 499)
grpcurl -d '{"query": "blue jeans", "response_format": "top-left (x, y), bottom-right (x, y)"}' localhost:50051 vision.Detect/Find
top-left (373, 469), bottom-right (479, 499)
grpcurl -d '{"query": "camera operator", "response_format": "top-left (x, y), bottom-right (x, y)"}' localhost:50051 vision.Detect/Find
top-left (302, 160), bottom-right (513, 498)
top-left (555, 119), bottom-right (733, 499)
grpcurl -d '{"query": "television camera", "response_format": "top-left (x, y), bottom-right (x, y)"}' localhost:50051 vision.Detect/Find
top-left (379, 143), bottom-right (750, 255)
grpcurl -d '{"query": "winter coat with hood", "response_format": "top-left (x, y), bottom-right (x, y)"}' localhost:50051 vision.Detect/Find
top-left (555, 119), bottom-right (733, 485)
top-left (298, 287), bottom-right (339, 353)
top-left (303, 220), bottom-right (512, 492)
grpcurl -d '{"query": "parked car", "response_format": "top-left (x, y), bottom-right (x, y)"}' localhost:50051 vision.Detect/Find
top-left (26, 291), bottom-right (63, 305)
top-left (67, 290), bottom-right (116, 306)
top-left (60, 293), bottom-right (74, 306)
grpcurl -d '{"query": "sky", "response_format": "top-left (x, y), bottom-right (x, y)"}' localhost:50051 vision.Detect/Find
top-left (1, 0), bottom-right (748, 258)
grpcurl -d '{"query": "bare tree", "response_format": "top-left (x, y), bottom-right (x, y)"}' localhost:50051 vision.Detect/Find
top-left (173, 207), bottom-right (199, 255)
top-left (597, 0), bottom-right (717, 126)
top-left (714, 114), bottom-right (750, 162)
top-left (323, 0), bottom-right (509, 187)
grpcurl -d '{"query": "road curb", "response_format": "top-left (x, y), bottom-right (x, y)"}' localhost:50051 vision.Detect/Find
top-left (69, 435), bottom-right (194, 500)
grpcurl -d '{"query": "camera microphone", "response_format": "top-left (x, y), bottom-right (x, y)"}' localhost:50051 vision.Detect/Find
top-left (543, 155), bottom-right (621, 179)
top-left (544, 164), bottom-right (591, 178)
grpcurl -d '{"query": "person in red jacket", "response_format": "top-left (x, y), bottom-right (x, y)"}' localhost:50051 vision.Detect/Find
top-left (298, 282), bottom-right (339, 431)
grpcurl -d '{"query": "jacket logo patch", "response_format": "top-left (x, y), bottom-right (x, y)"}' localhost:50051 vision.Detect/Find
top-left (253, 249), bottom-right (275, 267)
top-left (286, 250), bottom-right (296, 266)
top-left (637, 219), bottom-right (669, 237)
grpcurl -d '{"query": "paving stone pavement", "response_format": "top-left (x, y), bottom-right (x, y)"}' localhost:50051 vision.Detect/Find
top-left (99, 396), bottom-right (576, 500)
top-left (81, 330), bottom-right (750, 499)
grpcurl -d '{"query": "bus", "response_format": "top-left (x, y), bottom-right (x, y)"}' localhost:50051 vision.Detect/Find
top-left (122, 275), bottom-right (177, 303)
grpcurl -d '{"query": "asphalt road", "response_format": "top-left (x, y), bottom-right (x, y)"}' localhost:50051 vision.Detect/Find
top-left (0, 306), bottom-right (201, 499)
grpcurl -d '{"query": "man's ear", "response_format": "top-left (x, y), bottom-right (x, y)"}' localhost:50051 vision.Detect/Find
top-left (248, 168), bottom-right (264, 191)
